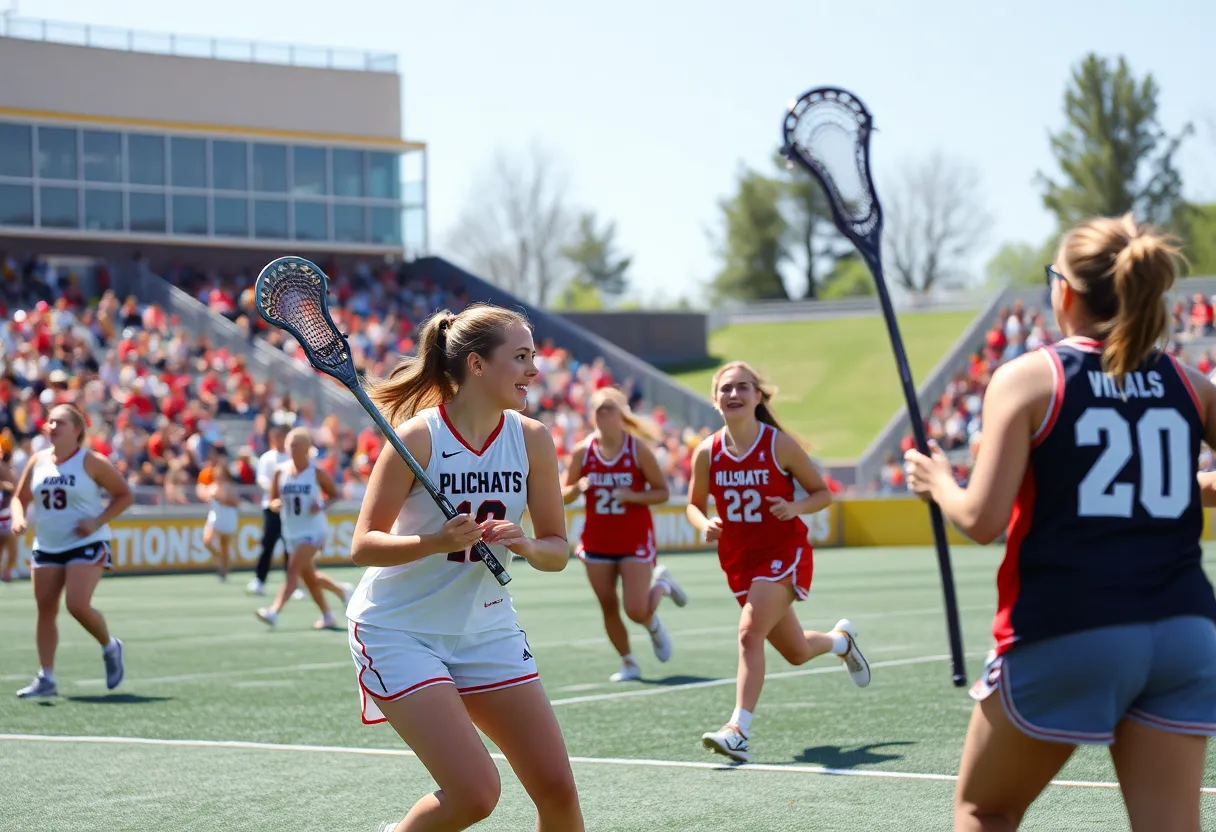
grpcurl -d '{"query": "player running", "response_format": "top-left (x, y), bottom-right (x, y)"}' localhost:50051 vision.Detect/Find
top-left (906, 214), bottom-right (1216, 832)
top-left (563, 386), bottom-right (688, 682)
top-left (687, 361), bottom-right (870, 762)
top-left (0, 452), bottom-right (18, 582)
top-left (200, 462), bottom-right (240, 582)
top-left (11, 404), bottom-right (133, 698)
top-left (255, 428), bottom-right (351, 630)
top-left (346, 304), bottom-right (582, 831)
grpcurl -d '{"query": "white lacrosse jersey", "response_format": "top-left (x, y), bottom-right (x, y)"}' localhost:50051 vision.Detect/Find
top-left (29, 449), bottom-right (111, 553)
top-left (346, 405), bottom-right (530, 636)
top-left (277, 462), bottom-right (329, 540)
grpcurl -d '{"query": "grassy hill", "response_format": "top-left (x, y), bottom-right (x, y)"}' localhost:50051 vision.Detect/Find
top-left (664, 310), bottom-right (976, 461)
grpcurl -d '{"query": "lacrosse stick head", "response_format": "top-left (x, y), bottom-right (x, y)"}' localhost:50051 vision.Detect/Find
top-left (254, 256), bottom-right (358, 388)
top-left (781, 87), bottom-right (883, 254)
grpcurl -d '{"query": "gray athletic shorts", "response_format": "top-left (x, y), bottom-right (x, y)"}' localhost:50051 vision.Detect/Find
top-left (970, 616), bottom-right (1216, 745)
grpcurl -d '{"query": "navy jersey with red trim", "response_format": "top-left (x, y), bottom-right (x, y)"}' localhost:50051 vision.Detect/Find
top-left (994, 337), bottom-right (1216, 655)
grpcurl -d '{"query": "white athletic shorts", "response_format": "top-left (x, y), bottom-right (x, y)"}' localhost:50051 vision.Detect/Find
top-left (204, 507), bottom-right (238, 535)
top-left (348, 620), bottom-right (538, 725)
top-left (282, 534), bottom-right (326, 554)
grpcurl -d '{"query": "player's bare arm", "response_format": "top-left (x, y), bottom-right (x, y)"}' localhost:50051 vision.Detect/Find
top-left (615, 441), bottom-right (669, 506)
top-left (771, 431), bottom-right (832, 520)
top-left (79, 452), bottom-right (135, 536)
top-left (350, 417), bottom-right (481, 567)
top-left (685, 438), bottom-right (719, 539)
top-left (1184, 361), bottom-right (1216, 506)
top-left (906, 354), bottom-right (1044, 544)
top-left (8, 450), bottom-right (37, 535)
top-left (314, 467), bottom-right (340, 511)
top-left (267, 468), bottom-right (283, 513)
top-left (487, 417), bottom-right (568, 572)
top-left (561, 439), bottom-right (589, 505)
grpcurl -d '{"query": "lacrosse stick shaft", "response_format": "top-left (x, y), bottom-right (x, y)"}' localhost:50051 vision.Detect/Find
top-left (861, 251), bottom-right (967, 687)
top-left (350, 386), bottom-right (512, 586)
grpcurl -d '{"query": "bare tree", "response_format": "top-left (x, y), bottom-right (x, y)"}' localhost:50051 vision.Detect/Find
top-left (884, 151), bottom-right (994, 294)
top-left (445, 144), bottom-right (574, 307)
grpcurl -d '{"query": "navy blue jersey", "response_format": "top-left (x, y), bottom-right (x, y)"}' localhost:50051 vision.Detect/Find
top-left (994, 336), bottom-right (1216, 655)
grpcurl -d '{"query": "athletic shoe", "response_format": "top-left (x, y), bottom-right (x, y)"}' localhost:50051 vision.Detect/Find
top-left (103, 639), bottom-right (125, 690)
top-left (314, 612), bottom-right (338, 630)
top-left (255, 607), bottom-right (278, 628)
top-left (16, 674), bottom-right (57, 699)
top-left (702, 724), bottom-right (750, 762)
top-left (291, 588), bottom-right (306, 601)
top-left (245, 578), bottom-right (265, 596)
top-left (832, 619), bottom-right (871, 687)
top-left (609, 660), bottom-right (641, 682)
top-left (648, 615), bottom-right (673, 662)
top-left (653, 565), bottom-right (688, 607)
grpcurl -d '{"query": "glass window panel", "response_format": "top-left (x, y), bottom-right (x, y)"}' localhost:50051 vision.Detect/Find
top-left (0, 184), bottom-right (34, 226)
top-left (370, 206), bottom-right (401, 245)
top-left (172, 195), bottom-right (207, 235)
top-left (214, 197), bottom-right (248, 237)
top-left (367, 152), bottom-right (399, 200)
top-left (254, 199), bottom-right (288, 238)
top-left (170, 137), bottom-right (206, 188)
top-left (252, 144), bottom-right (287, 192)
top-left (212, 140), bottom-right (247, 191)
top-left (84, 190), bottom-right (123, 231)
top-left (293, 201), bottom-right (327, 240)
top-left (332, 149), bottom-right (364, 197)
top-left (404, 206), bottom-right (426, 254)
top-left (39, 186), bottom-right (78, 228)
top-left (82, 131), bottom-right (122, 182)
top-left (129, 191), bottom-right (166, 233)
top-left (292, 146), bottom-right (326, 196)
top-left (37, 127), bottom-right (77, 180)
top-left (128, 134), bottom-right (165, 186)
top-left (0, 124), bottom-right (33, 178)
top-left (403, 180), bottom-right (424, 207)
top-left (334, 204), bottom-right (365, 242)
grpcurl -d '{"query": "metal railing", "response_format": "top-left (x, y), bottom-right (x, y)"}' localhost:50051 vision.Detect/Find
top-left (0, 15), bottom-right (398, 72)
top-left (705, 288), bottom-right (995, 332)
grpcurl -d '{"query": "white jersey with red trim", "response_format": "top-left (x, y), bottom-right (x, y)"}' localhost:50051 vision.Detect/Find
top-left (29, 448), bottom-right (111, 554)
top-left (345, 405), bottom-right (530, 636)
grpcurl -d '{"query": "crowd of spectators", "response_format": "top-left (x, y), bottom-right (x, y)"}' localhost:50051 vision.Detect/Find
top-left (0, 254), bottom-right (710, 506)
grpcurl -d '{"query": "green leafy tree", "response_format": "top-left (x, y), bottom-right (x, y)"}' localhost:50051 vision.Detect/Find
top-left (984, 239), bottom-right (1058, 288)
top-left (1178, 203), bottom-right (1216, 276)
top-left (560, 212), bottom-right (633, 302)
top-left (772, 152), bottom-right (851, 299)
top-left (819, 253), bottom-right (877, 299)
top-left (1038, 53), bottom-right (1192, 230)
top-left (710, 167), bottom-right (791, 302)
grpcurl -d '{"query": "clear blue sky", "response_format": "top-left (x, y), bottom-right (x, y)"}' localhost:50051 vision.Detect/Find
top-left (12, 0), bottom-right (1216, 302)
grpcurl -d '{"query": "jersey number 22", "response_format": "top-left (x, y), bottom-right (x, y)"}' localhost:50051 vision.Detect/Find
top-left (1076, 407), bottom-right (1190, 519)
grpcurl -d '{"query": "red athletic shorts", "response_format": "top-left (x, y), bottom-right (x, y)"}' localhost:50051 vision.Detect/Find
top-left (723, 545), bottom-right (813, 607)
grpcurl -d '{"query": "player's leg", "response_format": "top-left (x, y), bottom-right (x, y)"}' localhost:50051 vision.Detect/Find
top-left (619, 559), bottom-right (672, 663)
top-left (376, 684), bottom-right (504, 831)
top-left (763, 594), bottom-right (870, 686)
top-left (214, 532), bottom-right (232, 581)
top-left (464, 681), bottom-right (583, 832)
top-left (0, 531), bottom-right (16, 581)
top-left (64, 557), bottom-right (124, 690)
top-left (256, 541), bottom-right (315, 625)
top-left (583, 559), bottom-right (637, 680)
top-left (17, 562), bottom-right (65, 696)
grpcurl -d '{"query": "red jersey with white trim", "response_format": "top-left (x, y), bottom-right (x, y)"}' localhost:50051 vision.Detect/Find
top-left (577, 435), bottom-right (655, 557)
top-left (708, 424), bottom-right (808, 572)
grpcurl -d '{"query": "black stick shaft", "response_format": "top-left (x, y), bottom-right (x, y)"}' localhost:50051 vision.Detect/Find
top-left (862, 251), bottom-right (966, 687)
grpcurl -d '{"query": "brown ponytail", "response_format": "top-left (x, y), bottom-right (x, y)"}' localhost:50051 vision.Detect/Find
top-left (366, 303), bottom-right (530, 426)
top-left (1058, 213), bottom-right (1180, 382)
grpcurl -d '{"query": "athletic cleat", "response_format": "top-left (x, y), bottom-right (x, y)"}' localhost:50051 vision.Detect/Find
top-left (103, 639), bottom-right (125, 690)
top-left (702, 724), bottom-right (750, 762)
top-left (653, 565), bottom-right (688, 607)
top-left (314, 612), bottom-right (338, 630)
top-left (833, 619), bottom-right (871, 687)
top-left (245, 578), bottom-right (265, 596)
top-left (16, 674), bottom-right (57, 699)
top-left (256, 607), bottom-right (278, 628)
top-left (291, 588), bottom-right (306, 601)
top-left (609, 660), bottom-right (642, 682)
top-left (648, 615), bottom-right (673, 662)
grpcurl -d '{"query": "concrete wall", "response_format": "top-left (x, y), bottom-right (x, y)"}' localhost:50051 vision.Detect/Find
top-left (558, 311), bottom-right (708, 365)
top-left (0, 36), bottom-right (404, 144)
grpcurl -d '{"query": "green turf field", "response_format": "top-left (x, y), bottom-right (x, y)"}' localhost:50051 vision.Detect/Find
top-left (2, 547), bottom-right (1214, 831)
top-left (665, 311), bottom-right (976, 461)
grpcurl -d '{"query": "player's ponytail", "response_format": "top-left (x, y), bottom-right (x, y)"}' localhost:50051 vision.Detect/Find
top-left (367, 303), bottom-right (530, 426)
top-left (590, 387), bottom-right (662, 443)
top-left (1059, 213), bottom-right (1179, 383)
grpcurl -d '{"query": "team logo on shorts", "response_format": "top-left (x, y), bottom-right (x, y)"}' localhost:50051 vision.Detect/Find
top-left (522, 647), bottom-right (533, 661)
top-left (770, 559), bottom-right (783, 574)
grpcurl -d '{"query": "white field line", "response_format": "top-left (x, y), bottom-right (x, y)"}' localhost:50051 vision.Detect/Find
top-left (2, 733), bottom-right (1211, 795)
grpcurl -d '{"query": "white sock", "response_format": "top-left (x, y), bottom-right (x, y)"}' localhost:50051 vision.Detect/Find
top-left (730, 707), bottom-right (753, 737)
top-left (103, 637), bottom-right (119, 653)
top-left (39, 668), bottom-right (54, 682)
top-left (830, 631), bottom-right (849, 655)
top-left (621, 653), bottom-right (637, 667)
top-left (655, 578), bottom-right (671, 596)
top-left (647, 615), bottom-right (661, 634)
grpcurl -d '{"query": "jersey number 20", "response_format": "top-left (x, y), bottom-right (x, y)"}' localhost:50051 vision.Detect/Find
top-left (1077, 407), bottom-right (1190, 519)
top-left (447, 500), bottom-right (508, 563)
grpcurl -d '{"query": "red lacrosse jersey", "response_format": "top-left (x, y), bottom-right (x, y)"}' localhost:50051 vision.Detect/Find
top-left (708, 424), bottom-right (809, 575)
top-left (577, 435), bottom-right (656, 559)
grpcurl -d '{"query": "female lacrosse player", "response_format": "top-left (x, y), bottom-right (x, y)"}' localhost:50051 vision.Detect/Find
top-left (11, 404), bottom-right (133, 697)
top-left (347, 303), bottom-right (582, 831)
top-left (255, 427), bottom-right (350, 630)
top-left (201, 463), bottom-right (240, 582)
top-left (686, 361), bottom-right (870, 762)
top-left (0, 453), bottom-right (18, 582)
top-left (906, 213), bottom-right (1216, 832)
top-left (563, 386), bottom-right (687, 682)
